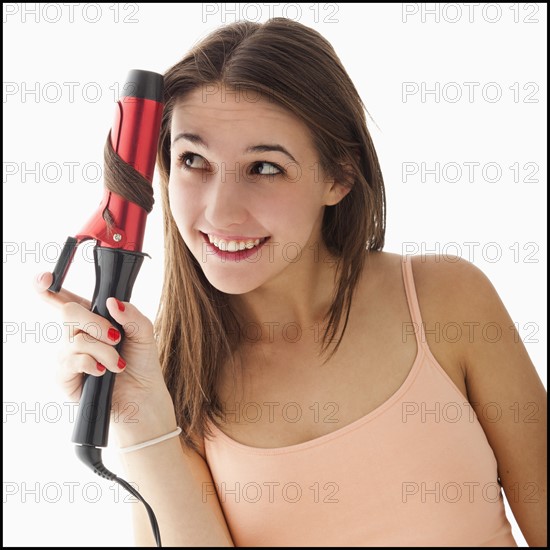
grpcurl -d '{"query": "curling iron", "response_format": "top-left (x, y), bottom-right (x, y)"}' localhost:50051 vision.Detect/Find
top-left (48, 69), bottom-right (164, 545)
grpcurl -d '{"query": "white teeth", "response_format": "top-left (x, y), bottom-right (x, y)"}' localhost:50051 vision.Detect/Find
top-left (207, 234), bottom-right (263, 252)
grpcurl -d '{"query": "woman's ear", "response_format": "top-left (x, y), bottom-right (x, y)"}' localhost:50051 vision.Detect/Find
top-left (324, 179), bottom-right (352, 206)
top-left (323, 156), bottom-right (357, 206)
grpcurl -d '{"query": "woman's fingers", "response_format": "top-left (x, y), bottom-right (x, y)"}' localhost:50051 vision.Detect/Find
top-left (34, 272), bottom-right (154, 345)
top-left (60, 301), bottom-right (123, 347)
top-left (35, 268), bottom-right (162, 404)
top-left (34, 271), bottom-right (92, 311)
top-left (57, 351), bottom-right (108, 378)
top-left (105, 297), bottom-right (155, 344)
top-left (59, 332), bottom-right (126, 374)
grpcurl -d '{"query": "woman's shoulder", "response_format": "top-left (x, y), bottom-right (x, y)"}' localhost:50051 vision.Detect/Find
top-left (366, 250), bottom-right (502, 342)
top-left (364, 250), bottom-right (501, 389)
top-left (366, 250), bottom-right (493, 309)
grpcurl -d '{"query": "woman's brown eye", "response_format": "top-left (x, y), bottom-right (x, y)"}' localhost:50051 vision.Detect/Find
top-left (178, 152), bottom-right (208, 169)
top-left (251, 162), bottom-right (283, 176)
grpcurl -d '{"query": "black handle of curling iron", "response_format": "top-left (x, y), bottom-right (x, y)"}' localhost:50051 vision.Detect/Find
top-left (71, 246), bottom-right (146, 447)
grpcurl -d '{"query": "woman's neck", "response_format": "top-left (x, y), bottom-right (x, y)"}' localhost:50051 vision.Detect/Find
top-left (228, 240), bottom-right (340, 343)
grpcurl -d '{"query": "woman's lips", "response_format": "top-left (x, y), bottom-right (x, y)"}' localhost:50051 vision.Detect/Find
top-left (200, 231), bottom-right (271, 262)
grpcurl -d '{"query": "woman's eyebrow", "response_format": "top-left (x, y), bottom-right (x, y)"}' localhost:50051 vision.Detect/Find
top-left (172, 132), bottom-right (206, 148)
top-left (245, 144), bottom-right (296, 163)
top-left (172, 132), bottom-right (297, 163)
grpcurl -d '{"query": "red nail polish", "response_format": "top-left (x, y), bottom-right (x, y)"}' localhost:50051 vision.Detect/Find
top-left (117, 357), bottom-right (126, 370)
top-left (115, 298), bottom-right (125, 312)
top-left (108, 328), bottom-right (120, 341)
top-left (96, 362), bottom-right (106, 372)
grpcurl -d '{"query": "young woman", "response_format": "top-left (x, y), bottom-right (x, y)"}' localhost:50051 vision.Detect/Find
top-left (35, 18), bottom-right (546, 547)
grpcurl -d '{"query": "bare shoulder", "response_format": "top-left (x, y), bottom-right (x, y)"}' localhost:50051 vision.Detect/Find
top-left (407, 252), bottom-right (496, 309)
top-left (407, 252), bottom-right (495, 314)
top-left (399, 253), bottom-right (498, 359)
top-left (364, 249), bottom-right (495, 332)
top-left (405, 252), bottom-right (513, 370)
top-left (364, 248), bottom-right (490, 293)
top-left (364, 251), bottom-right (500, 398)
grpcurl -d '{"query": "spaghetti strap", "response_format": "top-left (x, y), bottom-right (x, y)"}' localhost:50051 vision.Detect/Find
top-left (401, 255), bottom-right (428, 352)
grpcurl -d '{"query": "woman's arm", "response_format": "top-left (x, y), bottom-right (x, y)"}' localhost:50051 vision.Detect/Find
top-left (418, 255), bottom-right (547, 547)
top-left (117, 412), bottom-right (234, 547)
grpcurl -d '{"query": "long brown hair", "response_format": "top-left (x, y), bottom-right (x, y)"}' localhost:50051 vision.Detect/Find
top-left (154, 18), bottom-right (386, 451)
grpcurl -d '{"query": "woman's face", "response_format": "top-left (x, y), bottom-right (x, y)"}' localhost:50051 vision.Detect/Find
top-left (168, 85), bottom-right (347, 295)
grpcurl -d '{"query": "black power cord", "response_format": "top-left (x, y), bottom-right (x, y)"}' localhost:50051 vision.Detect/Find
top-left (75, 444), bottom-right (162, 547)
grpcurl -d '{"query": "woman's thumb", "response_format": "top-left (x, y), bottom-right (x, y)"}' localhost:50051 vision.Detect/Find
top-left (105, 297), bottom-right (154, 343)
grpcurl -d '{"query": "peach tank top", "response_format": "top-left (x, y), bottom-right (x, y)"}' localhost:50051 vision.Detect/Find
top-left (204, 256), bottom-right (517, 546)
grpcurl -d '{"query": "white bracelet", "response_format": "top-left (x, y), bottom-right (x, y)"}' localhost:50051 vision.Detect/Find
top-left (119, 427), bottom-right (182, 454)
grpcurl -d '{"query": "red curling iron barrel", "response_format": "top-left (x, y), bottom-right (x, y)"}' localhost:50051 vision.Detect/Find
top-left (48, 70), bottom-right (164, 450)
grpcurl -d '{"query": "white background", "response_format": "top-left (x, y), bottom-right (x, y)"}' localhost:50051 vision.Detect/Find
top-left (3, 2), bottom-right (547, 547)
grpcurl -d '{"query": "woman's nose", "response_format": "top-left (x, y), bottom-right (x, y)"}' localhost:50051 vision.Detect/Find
top-left (204, 162), bottom-right (248, 228)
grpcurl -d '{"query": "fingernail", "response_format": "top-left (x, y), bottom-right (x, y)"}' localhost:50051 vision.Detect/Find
top-left (108, 328), bottom-right (120, 341)
top-left (96, 362), bottom-right (106, 372)
top-left (36, 272), bottom-right (45, 284)
top-left (115, 298), bottom-right (125, 312)
top-left (117, 357), bottom-right (126, 370)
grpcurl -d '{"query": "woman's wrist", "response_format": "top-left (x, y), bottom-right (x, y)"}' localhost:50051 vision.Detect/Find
top-left (118, 427), bottom-right (183, 453)
top-left (110, 391), bottom-right (178, 448)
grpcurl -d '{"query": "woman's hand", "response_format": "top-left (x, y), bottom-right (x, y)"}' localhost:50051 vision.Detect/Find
top-left (33, 271), bottom-right (177, 443)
